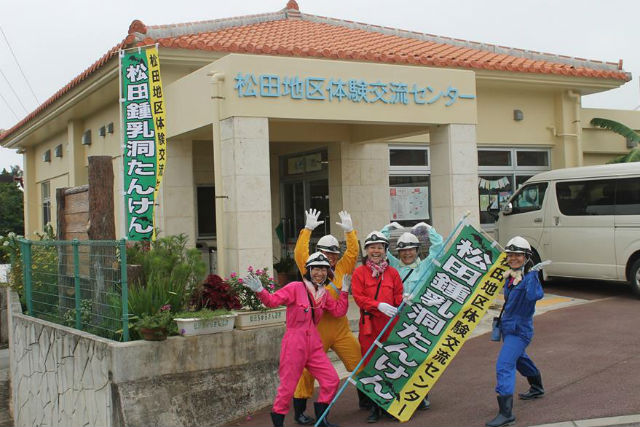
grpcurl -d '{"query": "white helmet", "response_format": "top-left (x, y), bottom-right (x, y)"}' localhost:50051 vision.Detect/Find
top-left (317, 235), bottom-right (340, 254)
top-left (396, 232), bottom-right (420, 250)
top-left (306, 251), bottom-right (332, 269)
top-left (505, 236), bottom-right (531, 255)
top-left (305, 251), bottom-right (334, 280)
top-left (364, 231), bottom-right (389, 248)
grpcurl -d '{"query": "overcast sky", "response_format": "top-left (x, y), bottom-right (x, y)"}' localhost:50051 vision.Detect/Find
top-left (1, 0), bottom-right (639, 172)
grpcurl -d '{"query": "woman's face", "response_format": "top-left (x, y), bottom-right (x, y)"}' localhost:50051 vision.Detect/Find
top-left (366, 243), bottom-right (386, 264)
top-left (399, 248), bottom-right (418, 265)
top-left (310, 266), bottom-right (328, 284)
top-left (320, 251), bottom-right (339, 268)
top-left (507, 252), bottom-right (526, 270)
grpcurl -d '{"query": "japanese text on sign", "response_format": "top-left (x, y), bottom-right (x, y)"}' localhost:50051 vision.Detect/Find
top-left (234, 73), bottom-right (475, 107)
top-left (355, 225), bottom-right (506, 422)
top-left (120, 46), bottom-right (167, 241)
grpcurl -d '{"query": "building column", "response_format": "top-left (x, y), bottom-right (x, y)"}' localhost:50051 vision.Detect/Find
top-left (157, 139), bottom-right (196, 246)
top-left (218, 117), bottom-right (272, 276)
top-left (430, 124), bottom-right (480, 236)
top-left (22, 148), bottom-right (36, 237)
top-left (336, 141), bottom-right (389, 239)
top-left (67, 119), bottom-right (87, 186)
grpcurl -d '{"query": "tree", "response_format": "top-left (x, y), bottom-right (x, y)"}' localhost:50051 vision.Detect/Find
top-left (590, 118), bottom-right (640, 163)
top-left (0, 166), bottom-right (24, 236)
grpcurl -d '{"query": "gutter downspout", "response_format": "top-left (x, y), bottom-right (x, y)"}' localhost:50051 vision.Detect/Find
top-left (567, 90), bottom-right (583, 166)
top-left (209, 71), bottom-right (226, 277)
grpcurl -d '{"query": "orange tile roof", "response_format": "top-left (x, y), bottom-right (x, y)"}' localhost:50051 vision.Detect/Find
top-left (0, 0), bottom-right (631, 142)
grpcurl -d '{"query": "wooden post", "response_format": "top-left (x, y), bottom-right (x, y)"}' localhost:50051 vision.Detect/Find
top-left (87, 156), bottom-right (115, 240)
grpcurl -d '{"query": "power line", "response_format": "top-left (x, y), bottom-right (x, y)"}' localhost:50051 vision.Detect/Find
top-left (0, 26), bottom-right (39, 104)
top-left (0, 67), bottom-right (28, 114)
top-left (0, 90), bottom-right (19, 121)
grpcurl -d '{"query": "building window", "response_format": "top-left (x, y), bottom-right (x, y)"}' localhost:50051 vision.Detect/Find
top-left (197, 186), bottom-right (216, 237)
top-left (389, 146), bottom-right (431, 226)
top-left (478, 148), bottom-right (550, 226)
top-left (41, 181), bottom-right (51, 228)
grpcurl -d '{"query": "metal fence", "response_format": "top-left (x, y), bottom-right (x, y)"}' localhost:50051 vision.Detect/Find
top-left (19, 238), bottom-right (129, 341)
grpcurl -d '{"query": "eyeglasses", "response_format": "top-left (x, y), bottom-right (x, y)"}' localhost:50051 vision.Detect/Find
top-left (397, 241), bottom-right (419, 249)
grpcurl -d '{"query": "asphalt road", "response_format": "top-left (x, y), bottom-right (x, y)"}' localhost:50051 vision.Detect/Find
top-left (228, 279), bottom-right (640, 427)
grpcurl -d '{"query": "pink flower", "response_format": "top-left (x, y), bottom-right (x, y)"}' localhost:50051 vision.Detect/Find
top-left (160, 304), bottom-right (171, 312)
top-left (248, 266), bottom-right (254, 272)
top-left (256, 269), bottom-right (264, 275)
top-left (230, 272), bottom-right (237, 278)
top-left (238, 278), bottom-right (244, 284)
top-left (269, 277), bottom-right (274, 282)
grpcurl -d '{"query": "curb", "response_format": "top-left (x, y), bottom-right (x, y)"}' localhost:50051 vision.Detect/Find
top-left (530, 414), bottom-right (640, 427)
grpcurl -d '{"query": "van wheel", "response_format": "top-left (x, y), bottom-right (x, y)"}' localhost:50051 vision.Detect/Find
top-left (630, 259), bottom-right (640, 297)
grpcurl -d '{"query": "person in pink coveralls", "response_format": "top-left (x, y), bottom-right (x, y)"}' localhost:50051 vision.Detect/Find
top-left (242, 252), bottom-right (350, 427)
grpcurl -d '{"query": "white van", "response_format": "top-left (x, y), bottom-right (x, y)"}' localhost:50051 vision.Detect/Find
top-left (496, 162), bottom-right (640, 295)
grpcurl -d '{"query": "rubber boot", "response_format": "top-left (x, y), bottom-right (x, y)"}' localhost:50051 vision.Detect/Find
top-left (519, 374), bottom-right (544, 400)
top-left (293, 398), bottom-right (315, 425)
top-left (485, 395), bottom-right (516, 427)
top-left (417, 393), bottom-right (430, 410)
top-left (366, 404), bottom-right (381, 423)
top-left (358, 389), bottom-right (372, 410)
top-left (314, 402), bottom-right (339, 427)
top-left (270, 412), bottom-right (285, 427)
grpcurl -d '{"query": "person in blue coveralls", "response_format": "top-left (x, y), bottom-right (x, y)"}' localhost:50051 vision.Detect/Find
top-left (486, 236), bottom-right (545, 427)
top-left (380, 221), bottom-right (444, 411)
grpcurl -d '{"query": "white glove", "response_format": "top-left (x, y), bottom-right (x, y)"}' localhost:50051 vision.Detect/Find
top-left (335, 211), bottom-right (353, 232)
top-left (402, 293), bottom-right (414, 306)
top-left (305, 209), bottom-right (324, 231)
top-left (341, 274), bottom-right (351, 293)
top-left (387, 222), bottom-right (403, 230)
top-left (378, 302), bottom-right (398, 318)
top-left (243, 274), bottom-right (264, 292)
top-left (412, 222), bottom-right (432, 232)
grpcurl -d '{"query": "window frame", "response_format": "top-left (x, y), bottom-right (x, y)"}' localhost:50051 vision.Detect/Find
top-left (41, 181), bottom-right (51, 229)
top-left (478, 147), bottom-right (551, 227)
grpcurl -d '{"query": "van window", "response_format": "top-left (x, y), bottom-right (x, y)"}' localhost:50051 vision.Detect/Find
top-left (511, 183), bottom-right (547, 213)
top-left (556, 179), bottom-right (616, 216)
top-left (615, 177), bottom-right (640, 215)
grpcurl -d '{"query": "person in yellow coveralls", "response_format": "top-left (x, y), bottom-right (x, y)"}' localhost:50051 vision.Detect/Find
top-left (292, 208), bottom-right (362, 426)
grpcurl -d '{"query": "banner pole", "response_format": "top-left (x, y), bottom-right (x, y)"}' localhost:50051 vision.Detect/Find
top-left (314, 212), bottom-right (471, 427)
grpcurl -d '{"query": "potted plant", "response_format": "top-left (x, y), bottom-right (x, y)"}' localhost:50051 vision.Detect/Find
top-left (136, 304), bottom-right (174, 341)
top-left (126, 234), bottom-right (207, 340)
top-left (174, 308), bottom-right (237, 336)
top-left (273, 255), bottom-right (297, 287)
top-left (226, 267), bottom-right (286, 330)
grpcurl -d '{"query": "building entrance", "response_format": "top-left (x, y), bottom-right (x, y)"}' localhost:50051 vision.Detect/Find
top-left (279, 149), bottom-right (329, 248)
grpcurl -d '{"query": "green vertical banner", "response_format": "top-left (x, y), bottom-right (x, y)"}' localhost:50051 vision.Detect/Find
top-left (355, 224), bottom-right (508, 422)
top-left (120, 46), bottom-right (167, 241)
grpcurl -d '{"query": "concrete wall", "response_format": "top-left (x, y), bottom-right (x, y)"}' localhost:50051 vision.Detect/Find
top-left (7, 286), bottom-right (283, 427)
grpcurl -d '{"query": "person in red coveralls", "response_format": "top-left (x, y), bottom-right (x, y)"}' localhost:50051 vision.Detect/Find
top-left (351, 230), bottom-right (404, 423)
top-left (242, 252), bottom-right (349, 427)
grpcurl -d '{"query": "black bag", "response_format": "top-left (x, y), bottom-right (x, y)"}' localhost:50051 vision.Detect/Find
top-left (491, 317), bottom-right (501, 342)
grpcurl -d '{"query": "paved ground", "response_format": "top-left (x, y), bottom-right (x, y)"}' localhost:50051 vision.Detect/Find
top-left (0, 348), bottom-right (10, 427)
top-left (228, 282), bottom-right (640, 427)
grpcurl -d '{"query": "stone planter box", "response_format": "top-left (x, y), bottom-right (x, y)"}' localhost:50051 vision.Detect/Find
top-left (175, 313), bottom-right (237, 336)
top-left (235, 307), bottom-right (286, 330)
